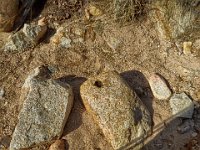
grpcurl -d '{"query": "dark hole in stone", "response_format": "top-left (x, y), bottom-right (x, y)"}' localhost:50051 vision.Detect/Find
top-left (94, 80), bottom-right (103, 88)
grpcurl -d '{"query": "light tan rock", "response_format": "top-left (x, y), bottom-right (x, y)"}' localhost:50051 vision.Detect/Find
top-left (88, 5), bottom-right (103, 17)
top-left (9, 66), bottom-right (74, 150)
top-left (49, 140), bottom-right (66, 150)
top-left (80, 71), bottom-right (152, 150)
top-left (183, 42), bottom-right (192, 55)
top-left (0, 0), bottom-right (19, 32)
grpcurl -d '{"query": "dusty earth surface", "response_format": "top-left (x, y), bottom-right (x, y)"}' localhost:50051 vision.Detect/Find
top-left (0, 0), bottom-right (200, 149)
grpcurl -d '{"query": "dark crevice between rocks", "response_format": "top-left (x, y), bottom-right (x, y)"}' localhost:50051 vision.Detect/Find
top-left (14, 0), bottom-right (47, 31)
top-left (32, 0), bottom-right (48, 19)
top-left (128, 128), bottom-right (132, 142)
top-left (56, 75), bottom-right (87, 135)
top-left (120, 70), bottom-right (154, 119)
top-left (133, 107), bottom-right (143, 126)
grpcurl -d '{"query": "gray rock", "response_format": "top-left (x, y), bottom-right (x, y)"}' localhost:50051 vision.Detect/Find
top-left (4, 23), bottom-right (47, 52)
top-left (80, 71), bottom-right (152, 150)
top-left (10, 66), bottom-right (74, 150)
top-left (4, 32), bottom-right (33, 52)
top-left (148, 74), bottom-right (172, 100)
top-left (23, 23), bottom-right (47, 43)
top-left (60, 37), bottom-right (71, 48)
top-left (170, 93), bottom-right (194, 118)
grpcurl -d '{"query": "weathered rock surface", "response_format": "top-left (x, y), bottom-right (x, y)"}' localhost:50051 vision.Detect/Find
top-left (4, 21), bottom-right (47, 52)
top-left (0, 0), bottom-right (19, 32)
top-left (152, 0), bottom-right (200, 40)
top-left (80, 71), bottom-right (152, 150)
top-left (9, 66), bottom-right (74, 150)
top-left (49, 140), bottom-right (66, 150)
top-left (148, 74), bottom-right (172, 100)
top-left (170, 93), bottom-right (194, 118)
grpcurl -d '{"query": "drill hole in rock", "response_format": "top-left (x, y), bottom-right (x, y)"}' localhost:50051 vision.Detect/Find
top-left (94, 80), bottom-right (103, 88)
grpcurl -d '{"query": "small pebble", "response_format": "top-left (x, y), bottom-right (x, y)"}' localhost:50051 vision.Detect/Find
top-left (49, 140), bottom-right (66, 150)
top-left (0, 88), bottom-right (4, 99)
top-left (60, 37), bottom-right (71, 48)
top-left (148, 74), bottom-right (172, 100)
top-left (88, 5), bottom-right (103, 17)
top-left (183, 42), bottom-right (192, 55)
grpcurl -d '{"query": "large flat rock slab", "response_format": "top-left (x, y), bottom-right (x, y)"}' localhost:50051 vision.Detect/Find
top-left (10, 67), bottom-right (74, 150)
top-left (80, 71), bottom-right (152, 150)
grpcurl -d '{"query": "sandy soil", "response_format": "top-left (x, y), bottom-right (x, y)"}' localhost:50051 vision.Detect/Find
top-left (0, 0), bottom-right (200, 149)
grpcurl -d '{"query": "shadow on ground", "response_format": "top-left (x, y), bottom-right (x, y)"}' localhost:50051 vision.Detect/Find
top-left (57, 75), bottom-right (87, 135)
top-left (121, 105), bottom-right (200, 150)
top-left (56, 71), bottom-right (200, 150)
top-left (120, 70), bottom-right (154, 117)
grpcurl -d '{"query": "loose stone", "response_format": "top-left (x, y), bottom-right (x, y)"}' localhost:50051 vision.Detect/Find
top-left (9, 66), bottom-right (74, 150)
top-left (4, 21), bottom-right (47, 52)
top-left (49, 139), bottom-right (66, 150)
top-left (80, 71), bottom-right (152, 150)
top-left (148, 74), bottom-right (172, 100)
top-left (170, 93), bottom-right (194, 118)
top-left (183, 42), bottom-right (192, 55)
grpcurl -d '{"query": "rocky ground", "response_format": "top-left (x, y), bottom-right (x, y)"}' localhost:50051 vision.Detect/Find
top-left (0, 0), bottom-right (200, 150)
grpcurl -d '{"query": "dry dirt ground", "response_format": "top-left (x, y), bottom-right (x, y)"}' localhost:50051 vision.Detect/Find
top-left (0, 0), bottom-right (200, 150)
